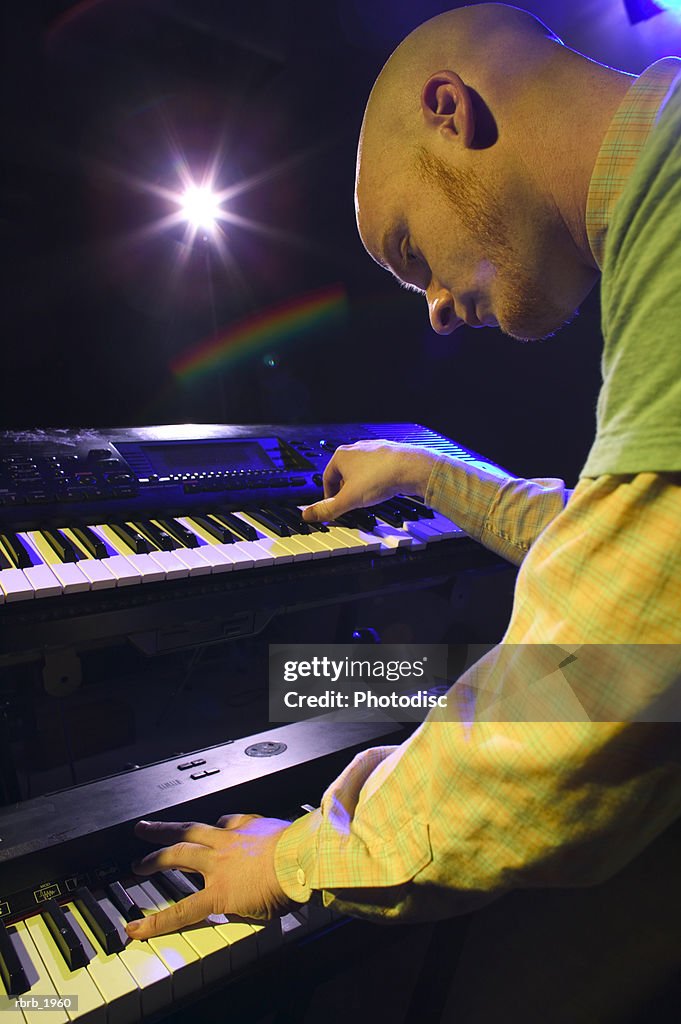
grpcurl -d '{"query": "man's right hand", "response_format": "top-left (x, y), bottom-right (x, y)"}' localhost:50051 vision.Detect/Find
top-left (302, 440), bottom-right (438, 522)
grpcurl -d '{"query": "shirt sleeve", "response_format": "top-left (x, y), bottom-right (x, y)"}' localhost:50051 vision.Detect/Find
top-left (424, 455), bottom-right (572, 566)
top-left (274, 472), bottom-right (681, 921)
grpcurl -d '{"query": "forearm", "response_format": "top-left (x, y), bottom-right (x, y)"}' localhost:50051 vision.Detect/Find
top-left (276, 474), bottom-right (681, 923)
top-left (424, 455), bottom-right (572, 566)
top-left (275, 656), bottom-right (681, 924)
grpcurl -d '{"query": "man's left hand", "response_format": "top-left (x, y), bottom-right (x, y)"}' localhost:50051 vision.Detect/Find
top-left (125, 814), bottom-right (293, 939)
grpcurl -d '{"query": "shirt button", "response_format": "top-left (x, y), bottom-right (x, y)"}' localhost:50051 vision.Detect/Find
top-left (296, 868), bottom-right (306, 887)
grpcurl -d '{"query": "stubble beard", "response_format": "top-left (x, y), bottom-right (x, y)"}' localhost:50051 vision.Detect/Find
top-left (415, 146), bottom-right (574, 342)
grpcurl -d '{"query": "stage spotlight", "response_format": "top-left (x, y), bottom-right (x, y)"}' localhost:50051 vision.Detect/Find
top-left (623, 0), bottom-right (676, 24)
top-left (180, 184), bottom-right (223, 233)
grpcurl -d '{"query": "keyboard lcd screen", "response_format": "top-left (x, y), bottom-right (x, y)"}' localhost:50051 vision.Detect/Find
top-left (142, 440), bottom-right (277, 474)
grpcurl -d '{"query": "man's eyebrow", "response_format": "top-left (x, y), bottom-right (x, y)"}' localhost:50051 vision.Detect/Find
top-left (379, 227), bottom-right (400, 274)
top-left (378, 227), bottom-right (425, 295)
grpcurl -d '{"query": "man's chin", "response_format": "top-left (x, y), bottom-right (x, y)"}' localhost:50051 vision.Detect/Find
top-left (498, 305), bottom-right (578, 343)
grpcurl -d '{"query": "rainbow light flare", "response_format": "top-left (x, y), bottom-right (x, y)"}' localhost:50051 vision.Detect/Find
top-left (172, 284), bottom-right (348, 381)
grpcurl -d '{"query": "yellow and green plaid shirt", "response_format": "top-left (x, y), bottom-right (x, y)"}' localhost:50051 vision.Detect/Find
top-left (274, 61), bottom-right (681, 936)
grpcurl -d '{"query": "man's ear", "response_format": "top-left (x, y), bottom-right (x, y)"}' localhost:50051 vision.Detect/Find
top-left (421, 71), bottom-right (475, 148)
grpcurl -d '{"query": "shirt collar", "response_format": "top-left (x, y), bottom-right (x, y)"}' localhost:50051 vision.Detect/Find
top-left (586, 57), bottom-right (681, 268)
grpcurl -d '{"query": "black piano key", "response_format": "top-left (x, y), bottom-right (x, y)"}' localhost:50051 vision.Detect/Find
top-left (385, 497), bottom-right (420, 521)
top-left (72, 525), bottom-right (108, 560)
top-left (212, 510), bottom-right (259, 541)
top-left (134, 521), bottom-right (176, 551)
top-left (337, 509), bottom-right (377, 531)
top-left (400, 496), bottom-right (435, 519)
top-left (73, 887), bottom-right (125, 955)
top-left (1, 532), bottom-right (33, 569)
top-left (109, 523), bottom-right (150, 555)
top-left (270, 506), bottom-right (312, 534)
top-left (191, 514), bottom-right (236, 544)
top-left (303, 517), bottom-right (330, 533)
top-left (0, 544), bottom-right (12, 570)
top-left (247, 509), bottom-right (291, 537)
top-left (105, 881), bottom-right (144, 924)
top-left (0, 919), bottom-right (30, 996)
top-left (153, 870), bottom-right (197, 904)
top-left (42, 529), bottom-right (79, 563)
top-left (40, 899), bottom-right (90, 971)
top-left (156, 519), bottom-right (199, 549)
top-left (370, 503), bottom-right (404, 527)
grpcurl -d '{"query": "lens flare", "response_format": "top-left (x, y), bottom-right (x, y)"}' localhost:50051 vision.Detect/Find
top-left (179, 184), bottom-right (222, 231)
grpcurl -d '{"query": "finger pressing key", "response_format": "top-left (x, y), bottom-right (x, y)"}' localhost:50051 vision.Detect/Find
top-left (126, 889), bottom-right (214, 940)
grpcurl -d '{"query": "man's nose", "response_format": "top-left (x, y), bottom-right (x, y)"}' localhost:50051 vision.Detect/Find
top-left (427, 285), bottom-right (459, 335)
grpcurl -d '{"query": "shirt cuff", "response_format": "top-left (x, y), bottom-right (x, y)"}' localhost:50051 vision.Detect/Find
top-left (274, 809), bottom-right (322, 904)
top-left (424, 454), bottom-right (510, 543)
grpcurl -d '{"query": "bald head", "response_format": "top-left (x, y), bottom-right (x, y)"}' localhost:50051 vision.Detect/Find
top-left (357, 4), bottom-right (561, 185)
top-left (355, 3), bottom-right (630, 341)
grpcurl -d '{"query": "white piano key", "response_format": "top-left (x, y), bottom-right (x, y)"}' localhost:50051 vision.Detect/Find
top-left (373, 520), bottom-right (423, 549)
top-left (177, 517), bottom-right (250, 570)
top-left (63, 905), bottom-right (139, 1024)
top-left (92, 527), bottom-right (165, 584)
top-left (60, 532), bottom-right (117, 590)
top-left (211, 920), bottom-right (261, 970)
top-left (22, 564), bottom-right (63, 598)
top-left (182, 543), bottom-right (234, 573)
top-left (153, 539), bottom-right (214, 577)
top-left (170, 520), bottom-right (237, 572)
top-left (294, 525), bottom-right (348, 555)
top-left (139, 881), bottom-right (231, 986)
top-left (86, 528), bottom-right (144, 587)
top-left (235, 513), bottom-right (312, 562)
top-left (297, 506), bottom-right (388, 557)
top-left (117, 553), bottom-right (165, 584)
top-left (99, 555), bottom-right (142, 587)
top-left (369, 522), bottom-right (415, 550)
top-left (229, 513), bottom-right (295, 564)
top-left (201, 517), bottom-right (276, 568)
top-left (97, 898), bottom-right (172, 1018)
top-left (7, 921), bottom-right (68, 1024)
top-left (21, 533), bottom-right (90, 595)
top-left (25, 914), bottom-right (107, 1023)
top-left (124, 884), bottom-right (201, 1002)
top-left (279, 910), bottom-right (309, 942)
top-left (326, 525), bottom-right (380, 555)
top-left (146, 549), bottom-right (189, 580)
top-left (0, 935), bottom-right (28, 1022)
top-left (401, 520), bottom-right (444, 542)
top-left (227, 538), bottom-right (276, 568)
top-left (0, 567), bottom-right (35, 601)
top-left (282, 529), bottom-right (332, 560)
top-left (427, 509), bottom-right (466, 539)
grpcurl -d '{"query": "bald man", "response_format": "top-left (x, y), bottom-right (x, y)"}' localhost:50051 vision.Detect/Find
top-left (127, 6), bottom-right (681, 1020)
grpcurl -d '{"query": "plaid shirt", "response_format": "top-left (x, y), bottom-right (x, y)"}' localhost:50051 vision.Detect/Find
top-left (274, 60), bottom-right (681, 925)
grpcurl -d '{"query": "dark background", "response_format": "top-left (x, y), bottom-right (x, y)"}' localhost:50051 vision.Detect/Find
top-left (2, 0), bottom-right (681, 484)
